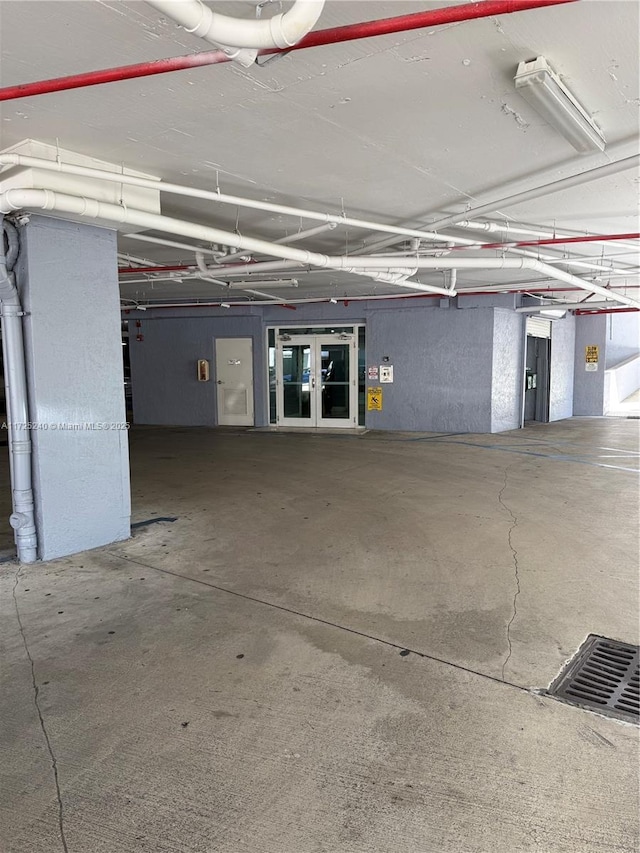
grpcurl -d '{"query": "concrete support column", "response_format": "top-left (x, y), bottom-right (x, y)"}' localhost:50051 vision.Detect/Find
top-left (14, 214), bottom-right (130, 560)
top-left (573, 313), bottom-right (607, 416)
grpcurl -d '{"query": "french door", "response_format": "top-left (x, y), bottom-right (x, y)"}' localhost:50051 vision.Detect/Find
top-left (275, 334), bottom-right (357, 428)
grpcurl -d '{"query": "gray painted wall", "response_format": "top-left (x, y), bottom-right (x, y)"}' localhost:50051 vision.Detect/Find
top-left (491, 309), bottom-right (524, 432)
top-left (17, 215), bottom-right (130, 560)
top-left (130, 298), bottom-right (526, 434)
top-left (549, 315), bottom-right (575, 422)
top-left (365, 303), bottom-right (495, 432)
top-left (573, 314), bottom-right (607, 416)
top-left (129, 312), bottom-right (265, 426)
top-left (604, 312), bottom-right (640, 368)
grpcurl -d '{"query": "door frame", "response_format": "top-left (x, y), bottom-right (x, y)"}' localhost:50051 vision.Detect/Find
top-left (214, 336), bottom-right (255, 426)
top-left (522, 332), bottom-right (551, 425)
top-left (271, 327), bottom-right (360, 429)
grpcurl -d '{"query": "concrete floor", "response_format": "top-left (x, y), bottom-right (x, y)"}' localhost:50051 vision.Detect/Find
top-left (1, 418), bottom-right (639, 853)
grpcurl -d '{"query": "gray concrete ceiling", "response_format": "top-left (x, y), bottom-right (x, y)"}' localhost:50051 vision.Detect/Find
top-left (0, 0), bottom-right (639, 305)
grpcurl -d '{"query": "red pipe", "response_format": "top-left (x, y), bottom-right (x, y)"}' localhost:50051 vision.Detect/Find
top-left (118, 264), bottom-right (195, 274)
top-left (575, 307), bottom-right (639, 315)
top-left (0, 0), bottom-right (577, 102)
top-left (471, 232), bottom-right (640, 250)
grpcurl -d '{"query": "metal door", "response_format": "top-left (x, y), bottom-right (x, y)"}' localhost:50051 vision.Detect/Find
top-left (215, 338), bottom-right (254, 426)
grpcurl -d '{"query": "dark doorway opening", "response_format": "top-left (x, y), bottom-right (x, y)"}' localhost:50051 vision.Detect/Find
top-left (524, 335), bottom-right (551, 424)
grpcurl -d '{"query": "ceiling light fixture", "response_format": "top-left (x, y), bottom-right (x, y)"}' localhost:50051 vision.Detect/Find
top-left (539, 308), bottom-right (568, 319)
top-left (227, 279), bottom-right (299, 289)
top-left (514, 56), bottom-right (605, 153)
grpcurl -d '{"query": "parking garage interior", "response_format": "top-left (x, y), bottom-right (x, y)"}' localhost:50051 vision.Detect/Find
top-left (0, 2), bottom-right (639, 852)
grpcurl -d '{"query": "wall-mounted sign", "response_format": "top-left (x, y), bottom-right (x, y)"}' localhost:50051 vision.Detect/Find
top-left (585, 345), bottom-right (599, 363)
top-left (380, 365), bottom-right (394, 383)
top-left (367, 387), bottom-right (383, 411)
top-left (585, 345), bottom-right (599, 371)
top-left (368, 366), bottom-right (379, 380)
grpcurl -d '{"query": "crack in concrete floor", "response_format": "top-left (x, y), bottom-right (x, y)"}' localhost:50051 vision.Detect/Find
top-left (11, 566), bottom-right (68, 853)
top-left (497, 467), bottom-right (522, 682)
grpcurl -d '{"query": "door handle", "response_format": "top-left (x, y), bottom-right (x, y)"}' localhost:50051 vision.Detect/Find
top-left (311, 376), bottom-right (315, 389)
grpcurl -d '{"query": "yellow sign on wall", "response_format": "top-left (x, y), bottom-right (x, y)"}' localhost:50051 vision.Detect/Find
top-left (585, 345), bottom-right (599, 363)
top-left (367, 387), bottom-right (383, 411)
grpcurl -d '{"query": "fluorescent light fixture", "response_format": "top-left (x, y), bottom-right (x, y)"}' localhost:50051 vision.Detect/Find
top-left (227, 279), bottom-right (299, 289)
top-left (514, 56), bottom-right (605, 153)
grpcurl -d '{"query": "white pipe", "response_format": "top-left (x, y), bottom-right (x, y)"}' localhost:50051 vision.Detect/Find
top-left (227, 279), bottom-right (299, 289)
top-left (215, 259), bottom-right (303, 276)
top-left (217, 222), bottom-right (337, 265)
top-left (516, 301), bottom-right (618, 312)
top-left (1, 188), bottom-right (637, 307)
top-left (194, 251), bottom-right (229, 285)
top-left (427, 155), bottom-right (640, 231)
top-left (0, 154), bottom-right (478, 249)
top-left (457, 219), bottom-right (617, 241)
top-left (360, 151), bottom-right (640, 254)
top-left (276, 222), bottom-right (337, 244)
top-left (117, 251), bottom-right (158, 266)
top-left (0, 217), bottom-right (37, 563)
top-left (455, 220), bottom-right (639, 250)
top-left (447, 225), bottom-right (637, 276)
top-left (146, 0), bottom-right (325, 48)
top-left (505, 247), bottom-right (631, 277)
top-left (370, 243), bottom-right (636, 277)
top-left (125, 234), bottom-right (229, 257)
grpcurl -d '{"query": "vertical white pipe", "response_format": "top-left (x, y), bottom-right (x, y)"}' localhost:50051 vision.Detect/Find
top-left (0, 218), bottom-right (37, 562)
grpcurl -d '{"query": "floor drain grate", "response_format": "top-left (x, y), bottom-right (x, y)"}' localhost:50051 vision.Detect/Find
top-left (548, 635), bottom-right (639, 723)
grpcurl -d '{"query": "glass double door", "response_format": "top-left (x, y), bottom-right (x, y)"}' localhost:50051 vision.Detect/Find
top-left (276, 334), bottom-right (356, 428)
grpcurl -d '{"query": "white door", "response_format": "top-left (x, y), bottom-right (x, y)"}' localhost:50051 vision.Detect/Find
top-left (276, 334), bottom-right (357, 428)
top-left (215, 338), bottom-right (254, 426)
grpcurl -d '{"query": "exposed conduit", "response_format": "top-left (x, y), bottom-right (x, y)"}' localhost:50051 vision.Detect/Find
top-left (575, 306), bottom-right (639, 315)
top-left (0, 0), bottom-right (578, 101)
top-left (146, 0), bottom-right (325, 67)
top-left (2, 188), bottom-right (636, 307)
top-left (428, 157), bottom-right (640, 232)
top-left (0, 153), bottom-right (479, 250)
top-left (453, 219), bottom-right (640, 252)
top-left (0, 189), bottom-right (454, 296)
top-left (0, 216), bottom-right (38, 563)
top-left (5, 153), bottom-right (637, 291)
top-left (466, 232), bottom-right (639, 250)
top-left (361, 149), bottom-right (640, 254)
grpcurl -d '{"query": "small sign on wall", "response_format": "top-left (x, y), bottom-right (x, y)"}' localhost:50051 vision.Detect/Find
top-left (380, 365), bottom-right (394, 383)
top-left (585, 345), bottom-right (599, 372)
top-left (368, 366), bottom-right (379, 380)
top-left (367, 387), bottom-right (383, 411)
